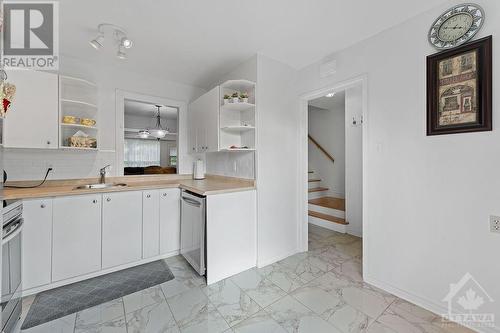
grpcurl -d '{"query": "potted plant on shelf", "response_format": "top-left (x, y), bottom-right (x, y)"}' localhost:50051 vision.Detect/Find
top-left (231, 92), bottom-right (239, 103)
top-left (240, 92), bottom-right (249, 103)
top-left (223, 94), bottom-right (230, 104)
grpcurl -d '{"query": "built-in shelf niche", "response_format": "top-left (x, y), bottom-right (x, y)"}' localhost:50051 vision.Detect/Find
top-left (59, 76), bottom-right (98, 150)
top-left (219, 79), bottom-right (256, 151)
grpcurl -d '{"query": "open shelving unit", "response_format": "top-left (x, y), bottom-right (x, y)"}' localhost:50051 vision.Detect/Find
top-left (219, 79), bottom-right (256, 152)
top-left (59, 76), bottom-right (98, 150)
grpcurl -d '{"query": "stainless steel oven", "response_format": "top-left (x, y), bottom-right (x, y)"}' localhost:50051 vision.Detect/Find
top-left (1, 200), bottom-right (23, 333)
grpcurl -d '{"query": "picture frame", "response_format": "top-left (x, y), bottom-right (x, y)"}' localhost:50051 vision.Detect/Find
top-left (427, 36), bottom-right (492, 136)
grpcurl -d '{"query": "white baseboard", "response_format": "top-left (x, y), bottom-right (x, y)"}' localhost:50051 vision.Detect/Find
top-left (308, 216), bottom-right (347, 233)
top-left (257, 248), bottom-right (300, 268)
top-left (22, 250), bottom-right (180, 297)
top-left (364, 275), bottom-right (499, 333)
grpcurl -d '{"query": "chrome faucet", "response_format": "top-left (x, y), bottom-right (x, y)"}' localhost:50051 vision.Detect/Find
top-left (99, 165), bottom-right (111, 184)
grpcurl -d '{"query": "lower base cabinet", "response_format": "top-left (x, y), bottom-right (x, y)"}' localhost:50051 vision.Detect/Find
top-left (52, 194), bottom-right (102, 282)
top-left (160, 188), bottom-right (181, 254)
top-left (102, 191), bottom-right (143, 269)
top-left (22, 199), bottom-right (52, 290)
top-left (21, 188), bottom-right (182, 293)
top-left (143, 190), bottom-right (160, 258)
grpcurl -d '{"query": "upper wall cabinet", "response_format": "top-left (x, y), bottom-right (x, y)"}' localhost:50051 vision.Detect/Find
top-left (188, 86), bottom-right (219, 153)
top-left (4, 70), bottom-right (59, 149)
top-left (188, 80), bottom-right (256, 154)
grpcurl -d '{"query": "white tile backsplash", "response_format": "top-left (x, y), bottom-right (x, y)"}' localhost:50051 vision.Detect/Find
top-left (4, 148), bottom-right (116, 181)
top-left (206, 151), bottom-right (255, 179)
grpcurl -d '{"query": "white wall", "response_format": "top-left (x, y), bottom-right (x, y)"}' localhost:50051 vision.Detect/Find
top-left (4, 55), bottom-right (205, 180)
top-left (308, 104), bottom-right (346, 197)
top-left (256, 54), bottom-right (300, 266)
top-left (344, 86), bottom-right (363, 237)
top-left (296, 0), bottom-right (499, 329)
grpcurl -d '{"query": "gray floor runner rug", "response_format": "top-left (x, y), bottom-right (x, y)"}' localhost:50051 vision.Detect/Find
top-left (21, 260), bottom-right (174, 329)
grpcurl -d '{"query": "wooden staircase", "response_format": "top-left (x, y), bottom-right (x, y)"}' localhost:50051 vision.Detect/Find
top-left (307, 170), bottom-right (348, 233)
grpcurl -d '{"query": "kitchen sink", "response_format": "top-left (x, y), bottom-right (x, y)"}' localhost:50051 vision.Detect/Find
top-left (74, 183), bottom-right (128, 190)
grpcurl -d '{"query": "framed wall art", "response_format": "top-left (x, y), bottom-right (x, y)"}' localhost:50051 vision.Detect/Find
top-left (427, 35), bottom-right (492, 135)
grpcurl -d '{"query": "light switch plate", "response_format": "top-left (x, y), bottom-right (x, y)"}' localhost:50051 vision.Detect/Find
top-left (490, 215), bottom-right (500, 233)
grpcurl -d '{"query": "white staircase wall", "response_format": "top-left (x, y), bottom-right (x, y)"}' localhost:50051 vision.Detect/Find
top-left (308, 102), bottom-right (345, 198)
top-left (345, 86), bottom-right (363, 237)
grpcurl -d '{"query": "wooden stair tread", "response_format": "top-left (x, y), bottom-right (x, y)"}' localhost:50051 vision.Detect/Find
top-left (308, 187), bottom-right (328, 193)
top-left (309, 196), bottom-right (345, 211)
top-left (308, 179), bottom-right (321, 182)
top-left (309, 210), bottom-right (348, 225)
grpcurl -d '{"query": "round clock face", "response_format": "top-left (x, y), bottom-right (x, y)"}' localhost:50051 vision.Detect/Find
top-left (429, 3), bottom-right (484, 50)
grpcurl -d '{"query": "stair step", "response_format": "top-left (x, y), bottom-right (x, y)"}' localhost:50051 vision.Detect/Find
top-left (308, 179), bottom-right (321, 183)
top-left (308, 187), bottom-right (328, 193)
top-left (309, 197), bottom-right (345, 211)
top-left (308, 210), bottom-right (348, 225)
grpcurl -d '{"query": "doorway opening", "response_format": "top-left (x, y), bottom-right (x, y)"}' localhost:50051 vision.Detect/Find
top-left (299, 76), bottom-right (366, 264)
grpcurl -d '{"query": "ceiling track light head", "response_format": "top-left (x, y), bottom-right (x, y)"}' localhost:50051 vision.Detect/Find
top-left (90, 23), bottom-right (133, 59)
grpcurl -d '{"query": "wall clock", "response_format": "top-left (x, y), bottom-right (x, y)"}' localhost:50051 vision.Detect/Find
top-left (428, 3), bottom-right (484, 50)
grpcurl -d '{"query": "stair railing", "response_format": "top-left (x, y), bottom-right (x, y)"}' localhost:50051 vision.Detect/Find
top-left (308, 135), bottom-right (335, 164)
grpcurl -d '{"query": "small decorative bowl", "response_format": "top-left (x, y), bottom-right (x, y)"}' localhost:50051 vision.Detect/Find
top-left (81, 118), bottom-right (96, 127)
top-left (62, 116), bottom-right (79, 124)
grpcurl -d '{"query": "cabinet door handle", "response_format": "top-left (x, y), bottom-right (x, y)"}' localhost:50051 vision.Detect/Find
top-left (106, 198), bottom-right (111, 202)
top-left (40, 203), bottom-right (46, 208)
top-left (146, 194), bottom-right (151, 198)
top-left (92, 199), bottom-right (98, 204)
top-left (47, 140), bottom-right (51, 145)
top-left (162, 193), bottom-right (167, 197)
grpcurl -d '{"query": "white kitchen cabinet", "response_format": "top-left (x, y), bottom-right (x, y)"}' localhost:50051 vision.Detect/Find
top-left (52, 194), bottom-right (102, 282)
top-left (159, 188), bottom-right (181, 254)
top-left (102, 191), bottom-right (143, 268)
top-left (22, 198), bottom-right (53, 291)
top-left (188, 86), bottom-right (219, 153)
top-left (4, 70), bottom-right (59, 149)
top-left (142, 190), bottom-right (160, 258)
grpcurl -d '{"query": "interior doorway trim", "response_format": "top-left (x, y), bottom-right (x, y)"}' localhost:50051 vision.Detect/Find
top-left (297, 74), bottom-right (368, 256)
top-left (115, 90), bottom-right (187, 176)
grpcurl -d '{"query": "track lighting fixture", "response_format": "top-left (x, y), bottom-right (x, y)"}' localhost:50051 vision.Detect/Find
top-left (89, 23), bottom-right (133, 59)
top-left (117, 46), bottom-right (127, 60)
top-left (89, 34), bottom-right (104, 50)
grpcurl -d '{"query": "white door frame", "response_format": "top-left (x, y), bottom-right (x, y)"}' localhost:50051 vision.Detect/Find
top-left (115, 90), bottom-right (188, 175)
top-left (297, 74), bottom-right (368, 255)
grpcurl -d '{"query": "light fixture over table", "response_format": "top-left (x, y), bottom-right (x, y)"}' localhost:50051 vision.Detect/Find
top-left (138, 105), bottom-right (170, 139)
top-left (90, 23), bottom-right (133, 59)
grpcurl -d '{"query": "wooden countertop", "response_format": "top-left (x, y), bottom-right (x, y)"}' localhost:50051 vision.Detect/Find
top-left (3, 174), bottom-right (255, 200)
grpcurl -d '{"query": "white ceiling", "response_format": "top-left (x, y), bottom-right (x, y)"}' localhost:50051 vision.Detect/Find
top-left (59, 0), bottom-right (447, 88)
top-left (309, 91), bottom-right (345, 111)
top-left (124, 99), bottom-right (178, 119)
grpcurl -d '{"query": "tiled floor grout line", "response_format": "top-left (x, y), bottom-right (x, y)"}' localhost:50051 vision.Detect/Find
top-left (121, 298), bottom-right (129, 333)
top-left (158, 282), bottom-right (182, 331)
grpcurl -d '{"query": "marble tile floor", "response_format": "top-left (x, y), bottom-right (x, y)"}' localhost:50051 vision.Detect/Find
top-left (14, 224), bottom-right (473, 333)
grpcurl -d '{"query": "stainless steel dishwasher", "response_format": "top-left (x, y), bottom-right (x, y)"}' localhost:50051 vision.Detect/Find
top-left (180, 190), bottom-right (206, 276)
